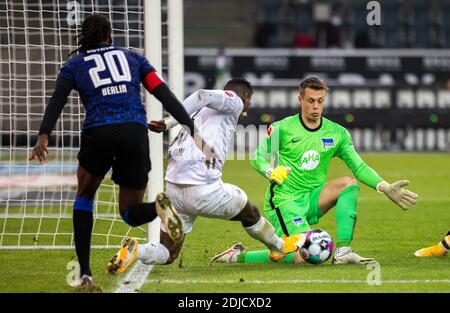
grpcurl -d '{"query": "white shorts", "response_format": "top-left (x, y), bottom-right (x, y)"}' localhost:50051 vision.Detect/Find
top-left (162, 180), bottom-right (248, 233)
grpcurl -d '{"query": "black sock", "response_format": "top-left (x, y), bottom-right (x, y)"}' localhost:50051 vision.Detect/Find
top-left (73, 210), bottom-right (93, 277)
top-left (442, 232), bottom-right (450, 250)
top-left (121, 202), bottom-right (157, 227)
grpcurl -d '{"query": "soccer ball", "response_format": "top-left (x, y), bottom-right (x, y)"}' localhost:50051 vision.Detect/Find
top-left (298, 229), bottom-right (334, 264)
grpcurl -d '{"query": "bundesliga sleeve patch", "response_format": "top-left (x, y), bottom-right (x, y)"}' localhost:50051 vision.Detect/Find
top-left (322, 138), bottom-right (335, 149)
top-left (225, 90), bottom-right (234, 97)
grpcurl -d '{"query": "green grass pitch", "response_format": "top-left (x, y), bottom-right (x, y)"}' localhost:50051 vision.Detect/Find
top-left (0, 153), bottom-right (449, 292)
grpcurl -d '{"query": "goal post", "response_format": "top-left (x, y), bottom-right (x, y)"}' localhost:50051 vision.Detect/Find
top-left (0, 0), bottom-right (183, 249)
top-left (145, 0), bottom-right (185, 243)
top-left (144, 0), bottom-right (163, 244)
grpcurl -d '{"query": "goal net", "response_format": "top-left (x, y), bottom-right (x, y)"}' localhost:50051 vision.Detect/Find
top-left (0, 0), bottom-right (179, 249)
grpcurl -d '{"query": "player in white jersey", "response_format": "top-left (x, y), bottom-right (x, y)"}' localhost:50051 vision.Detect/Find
top-left (107, 79), bottom-right (303, 273)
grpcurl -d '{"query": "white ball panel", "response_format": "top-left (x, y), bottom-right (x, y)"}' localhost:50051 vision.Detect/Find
top-left (309, 243), bottom-right (321, 255)
top-left (319, 250), bottom-right (331, 261)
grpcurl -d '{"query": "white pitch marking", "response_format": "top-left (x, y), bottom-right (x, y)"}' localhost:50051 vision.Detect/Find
top-left (114, 261), bottom-right (153, 293)
top-left (145, 279), bottom-right (450, 284)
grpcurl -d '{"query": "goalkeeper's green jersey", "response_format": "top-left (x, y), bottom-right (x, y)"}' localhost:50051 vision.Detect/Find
top-left (251, 114), bottom-right (383, 210)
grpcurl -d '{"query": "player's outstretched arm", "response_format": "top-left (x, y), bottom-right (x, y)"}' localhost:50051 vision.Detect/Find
top-left (376, 180), bottom-right (418, 210)
top-left (140, 66), bottom-right (194, 136)
top-left (147, 117), bottom-right (217, 169)
top-left (151, 89), bottom-right (233, 132)
top-left (28, 134), bottom-right (49, 164)
top-left (336, 129), bottom-right (419, 210)
top-left (29, 75), bottom-right (74, 164)
top-left (148, 82), bottom-right (195, 136)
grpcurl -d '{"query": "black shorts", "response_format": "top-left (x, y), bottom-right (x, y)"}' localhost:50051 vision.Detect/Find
top-left (78, 123), bottom-right (151, 189)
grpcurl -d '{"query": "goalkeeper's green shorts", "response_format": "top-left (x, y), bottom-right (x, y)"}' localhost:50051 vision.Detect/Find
top-left (264, 184), bottom-right (325, 237)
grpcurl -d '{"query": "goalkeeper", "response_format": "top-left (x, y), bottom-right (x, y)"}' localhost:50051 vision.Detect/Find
top-left (211, 77), bottom-right (419, 265)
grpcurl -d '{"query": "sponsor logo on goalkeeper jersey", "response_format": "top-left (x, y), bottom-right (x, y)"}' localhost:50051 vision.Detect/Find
top-left (293, 217), bottom-right (304, 225)
top-left (321, 138), bottom-right (335, 149)
top-left (299, 150), bottom-right (320, 170)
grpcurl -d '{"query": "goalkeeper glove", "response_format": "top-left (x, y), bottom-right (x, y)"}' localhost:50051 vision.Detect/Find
top-left (266, 166), bottom-right (292, 185)
top-left (376, 180), bottom-right (418, 210)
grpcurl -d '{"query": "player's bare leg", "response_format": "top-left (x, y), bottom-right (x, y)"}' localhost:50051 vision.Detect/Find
top-left (233, 201), bottom-right (294, 253)
top-left (318, 176), bottom-right (375, 264)
top-left (72, 165), bottom-right (102, 288)
top-left (213, 201), bottom-right (303, 263)
top-left (118, 186), bottom-right (146, 214)
top-left (159, 229), bottom-right (184, 263)
top-left (77, 166), bottom-right (103, 198)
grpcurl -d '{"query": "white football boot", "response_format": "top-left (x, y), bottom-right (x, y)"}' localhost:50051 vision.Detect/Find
top-left (209, 242), bottom-right (245, 263)
top-left (332, 249), bottom-right (375, 265)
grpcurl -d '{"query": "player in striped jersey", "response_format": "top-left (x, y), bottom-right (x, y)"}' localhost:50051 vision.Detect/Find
top-left (211, 76), bottom-right (419, 265)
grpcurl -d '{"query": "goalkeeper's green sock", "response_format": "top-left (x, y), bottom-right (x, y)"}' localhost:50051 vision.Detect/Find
top-left (335, 184), bottom-right (360, 248)
top-left (236, 250), bottom-right (295, 264)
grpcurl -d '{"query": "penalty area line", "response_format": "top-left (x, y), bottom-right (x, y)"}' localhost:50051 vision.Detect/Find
top-left (146, 279), bottom-right (450, 285)
top-left (114, 262), bottom-right (153, 293)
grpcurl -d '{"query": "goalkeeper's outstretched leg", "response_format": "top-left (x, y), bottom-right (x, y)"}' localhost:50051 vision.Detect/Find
top-left (415, 231), bottom-right (449, 257)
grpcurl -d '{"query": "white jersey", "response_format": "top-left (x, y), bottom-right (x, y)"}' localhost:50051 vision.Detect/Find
top-left (165, 89), bottom-right (243, 185)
